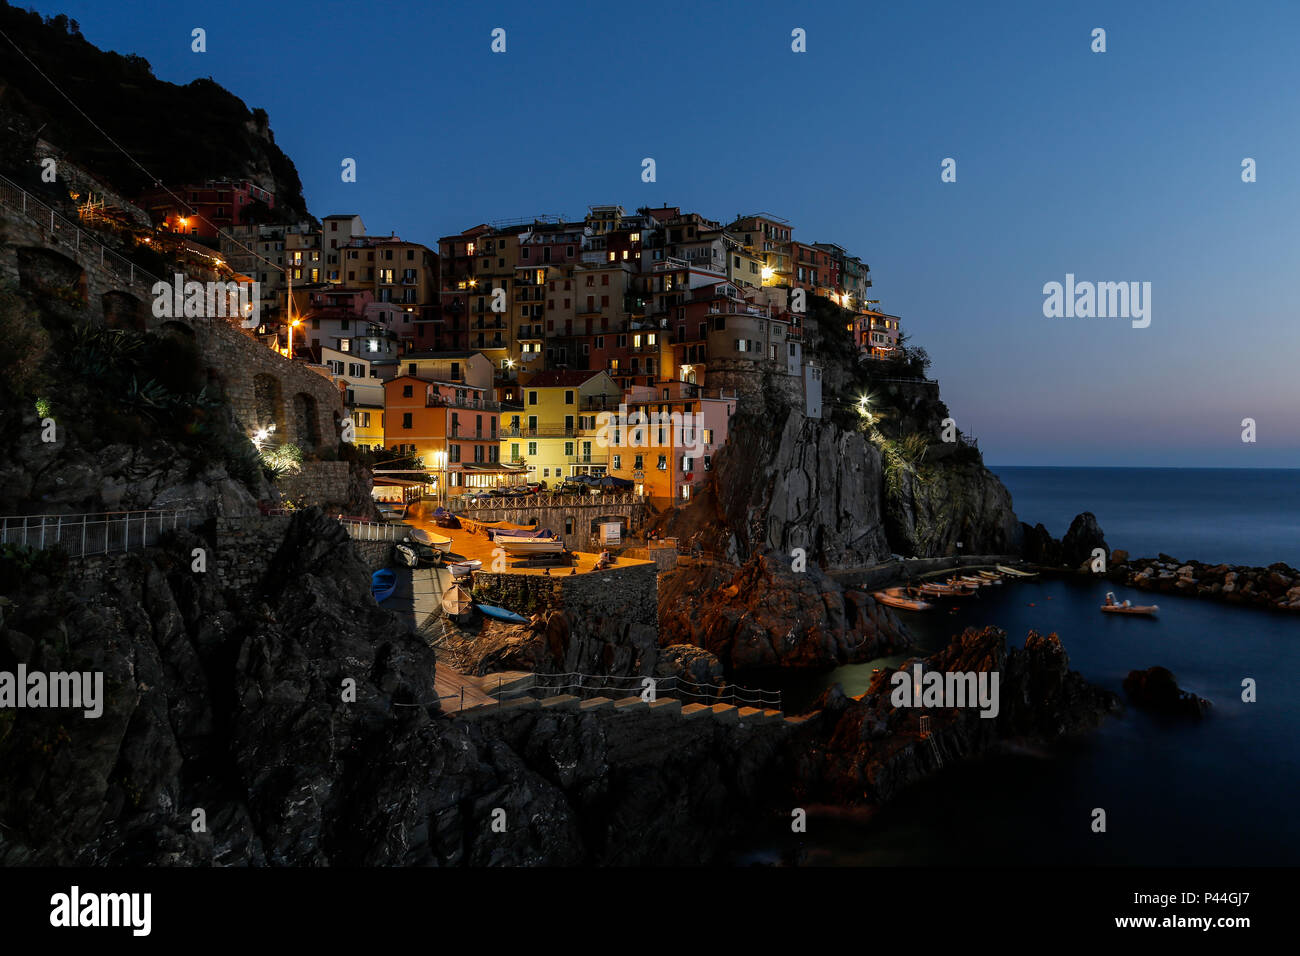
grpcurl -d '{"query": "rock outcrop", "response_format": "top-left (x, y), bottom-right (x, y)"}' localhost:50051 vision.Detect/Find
top-left (1122, 666), bottom-right (1211, 718)
top-left (886, 457), bottom-right (1022, 558)
top-left (1061, 512), bottom-right (1108, 569)
top-left (795, 627), bottom-right (1120, 805)
top-left (658, 553), bottom-right (910, 670)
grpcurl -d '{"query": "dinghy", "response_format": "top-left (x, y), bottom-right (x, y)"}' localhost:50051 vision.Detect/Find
top-left (447, 559), bottom-right (482, 578)
top-left (371, 569), bottom-right (397, 604)
top-left (494, 534), bottom-right (564, 555)
top-left (442, 583), bottom-right (473, 623)
top-left (1101, 592), bottom-right (1159, 616)
top-left (411, 528), bottom-right (452, 552)
top-left (873, 587), bottom-right (933, 611)
top-left (997, 564), bottom-right (1038, 578)
top-left (476, 603), bottom-right (529, 624)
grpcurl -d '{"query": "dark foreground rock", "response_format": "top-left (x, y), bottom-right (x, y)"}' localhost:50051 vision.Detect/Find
top-left (794, 626), bottom-right (1120, 805)
top-left (0, 509), bottom-right (789, 865)
top-left (1123, 666), bottom-right (1211, 718)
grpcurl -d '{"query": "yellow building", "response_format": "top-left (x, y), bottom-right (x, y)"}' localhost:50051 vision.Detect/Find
top-left (500, 370), bottom-right (621, 487)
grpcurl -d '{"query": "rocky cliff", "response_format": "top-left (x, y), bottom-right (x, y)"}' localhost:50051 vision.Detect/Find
top-left (795, 626), bottom-right (1120, 805)
top-left (0, 510), bottom-right (793, 865)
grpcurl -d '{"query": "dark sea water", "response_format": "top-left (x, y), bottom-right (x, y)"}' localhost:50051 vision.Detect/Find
top-left (996, 466), bottom-right (1300, 568)
top-left (733, 467), bottom-right (1300, 866)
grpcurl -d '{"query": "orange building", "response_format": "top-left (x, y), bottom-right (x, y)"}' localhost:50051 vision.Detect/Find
top-left (382, 375), bottom-right (523, 499)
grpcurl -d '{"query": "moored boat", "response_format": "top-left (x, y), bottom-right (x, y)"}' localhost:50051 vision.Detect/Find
top-left (447, 559), bottom-right (482, 578)
top-left (476, 603), bottom-right (529, 624)
top-left (1102, 592), bottom-right (1159, 616)
top-left (411, 528), bottom-right (453, 552)
top-left (997, 564), bottom-right (1038, 578)
top-left (371, 568), bottom-right (397, 603)
top-left (442, 583), bottom-right (473, 622)
top-left (873, 587), bottom-right (934, 611)
top-left (494, 534), bottom-right (564, 555)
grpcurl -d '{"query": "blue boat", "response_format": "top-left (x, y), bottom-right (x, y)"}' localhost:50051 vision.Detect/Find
top-left (476, 603), bottom-right (528, 624)
top-left (371, 569), bottom-right (397, 604)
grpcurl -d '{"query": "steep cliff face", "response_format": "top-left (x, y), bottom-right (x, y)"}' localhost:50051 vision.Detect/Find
top-left (710, 400), bottom-right (891, 568)
top-left (885, 452), bottom-right (1022, 558)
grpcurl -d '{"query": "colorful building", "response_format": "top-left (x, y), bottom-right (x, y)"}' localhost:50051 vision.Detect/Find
top-left (500, 369), bottom-right (622, 486)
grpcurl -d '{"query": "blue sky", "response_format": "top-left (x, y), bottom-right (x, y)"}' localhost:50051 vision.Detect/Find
top-left (21, 0), bottom-right (1300, 467)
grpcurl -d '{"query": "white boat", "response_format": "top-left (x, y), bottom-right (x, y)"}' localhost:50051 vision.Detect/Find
top-left (447, 559), bottom-right (481, 577)
top-left (411, 528), bottom-right (452, 552)
top-left (494, 535), bottom-right (564, 555)
top-left (1102, 592), bottom-right (1159, 616)
top-left (997, 564), bottom-right (1038, 578)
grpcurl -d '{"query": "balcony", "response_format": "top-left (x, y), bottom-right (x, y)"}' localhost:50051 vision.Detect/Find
top-left (428, 395), bottom-right (503, 412)
top-left (501, 425), bottom-right (579, 438)
top-left (567, 454), bottom-right (609, 465)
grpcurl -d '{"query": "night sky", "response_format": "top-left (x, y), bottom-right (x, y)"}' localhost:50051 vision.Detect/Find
top-left (18, 0), bottom-right (1300, 467)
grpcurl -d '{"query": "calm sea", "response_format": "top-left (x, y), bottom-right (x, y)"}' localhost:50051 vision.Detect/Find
top-left (995, 466), bottom-right (1300, 568)
top-left (731, 467), bottom-right (1300, 866)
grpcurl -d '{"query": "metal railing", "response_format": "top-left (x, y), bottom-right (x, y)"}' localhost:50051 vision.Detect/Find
top-left (0, 173), bottom-right (161, 292)
top-left (452, 491), bottom-right (645, 512)
top-left (0, 509), bottom-right (197, 558)
top-left (337, 518), bottom-right (407, 541)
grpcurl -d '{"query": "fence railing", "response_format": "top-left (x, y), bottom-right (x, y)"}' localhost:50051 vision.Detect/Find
top-left (496, 670), bottom-right (783, 712)
top-left (337, 518), bottom-right (407, 541)
top-left (0, 173), bottom-right (162, 292)
top-left (452, 492), bottom-right (645, 512)
top-left (0, 509), bottom-right (197, 558)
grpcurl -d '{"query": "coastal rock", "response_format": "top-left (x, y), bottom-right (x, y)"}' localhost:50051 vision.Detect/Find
top-left (795, 627), bottom-right (1120, 805)
top-left (1120, 556), bottom-right (1300, 612)
top-left (1020, 522), bottom-right (1061, 565)
top-left (1061, 512), bottom-right (1108, 568)
top-left (658, 553), bottom-right (910, 669)
top-left (1122, 666), bottom-right (1211, 718)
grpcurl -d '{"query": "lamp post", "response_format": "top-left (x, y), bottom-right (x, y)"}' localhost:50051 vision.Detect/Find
top-left (432, 449), bottom-right (447, 506)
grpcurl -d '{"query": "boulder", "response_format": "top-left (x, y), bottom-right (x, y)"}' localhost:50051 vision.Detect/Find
top-left (1060, 512), bottom-right (1108, 568)
top-left (1122, 666), bottom-right (1210, 718)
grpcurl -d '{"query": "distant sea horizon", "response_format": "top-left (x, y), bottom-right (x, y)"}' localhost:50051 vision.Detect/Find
top-left (989, 465), bottom-right (1300, 568)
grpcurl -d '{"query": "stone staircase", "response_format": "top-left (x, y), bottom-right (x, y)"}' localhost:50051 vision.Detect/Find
top-left (456, 692), bottom-right (814, 729)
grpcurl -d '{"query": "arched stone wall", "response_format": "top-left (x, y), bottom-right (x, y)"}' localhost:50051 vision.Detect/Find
top-left (102, 289), bottom-right (146, 331)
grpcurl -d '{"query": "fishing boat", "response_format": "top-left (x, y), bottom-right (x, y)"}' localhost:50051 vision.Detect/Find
top-left (432, 507), bottom-right (461, 529)
top-left (919, 582), bottom-right (975, 598)
top-left (441, 583), bottom-right (473, 623)
top-left (371, 569), bottom-right (397, 603)
top-left (494, 534), bottom-right (564, 555)
top-left (997, 564), bottom-right (1038, 578)
top-left (873, 587), bottom-right (933, 611)
top-left (446, 559), bottom-right (482, 578)
top-left (977, 570), bottom-right (1004, 583)
top-left (476, 603), bottom-right (529, 624)
top-left (411, 528), bottom-right (453, 552)
top-left (377, 501), bottom-right (411, 523)
top-left (954, 575), bottom-right (990, 588)
top-left (1102, 592), bottom-right (1159, 616)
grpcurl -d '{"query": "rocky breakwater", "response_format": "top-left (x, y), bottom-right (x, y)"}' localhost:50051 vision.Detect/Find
top-left (1113, 554), bottom-right (1300, 612)
top-left (794, 626), bottom-right (1120, 806)
top-left (659, 553), bottom-right (910, 670)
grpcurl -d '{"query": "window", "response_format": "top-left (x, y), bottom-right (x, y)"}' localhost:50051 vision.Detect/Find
top-left (402, 413), bottom-right (412, 429)
top-left (702, 428), bottom-right (714, 444)
top-left (402, 385), bottom-right (413, 398)
top-left (634, 454), bottom-right (644, 470)
top-left (703, 455), bottom-right (712, 471)
top-left (528, 441), bottom-right (538, 455)
top-left (681, 456), bottom-right (691, 471)
top-left (528, 391), bottom-right (538, 405)
top-left (565, 517), bottom-right (574, 535)
top-left (657, 455), bottom-right (667, 471)
top-left (449, 444), bottom-right (460, 463)
top-left (612, 454), bottom-right (621, 470)
top-left (564, 390), bottom-right (574, 404)
top-left (564, 441), bottom-right (574, 456)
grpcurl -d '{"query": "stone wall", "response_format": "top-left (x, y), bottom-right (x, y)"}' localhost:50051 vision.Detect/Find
top-left (471, 562), bottom-right (660, 675)
top-left (276, 461), bottom-right (352, 510)
top-left (459, 495), bottom-right (646, 552)
top-left (352, 539), bottom-right (391, 572)
top-left (211, 514), bottom-right (293, 592)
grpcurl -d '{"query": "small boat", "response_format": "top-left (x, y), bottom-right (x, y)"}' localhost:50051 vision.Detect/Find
top-left (446, 559), bottom-right (482, 578)
top-left (1102, 592), bottom-right (1158, 616)
top-left (393, 543), bottom-right (419, 568)
top-left (476, 603), bottom-right (529, 624)
top-left (997, 564), bottom-right (1038, 578)
top-left (411, 528), bottom-right (453, 552)
top-left (377, 501), bottom-right (411, 522)
top-left (442, 583), bottom-right (473, 622)
top-left (371, 569), bottom-right (397, 603)
top-left (976, 570), bottom-right (1003, 583)
top-left (873, 587), bottom-right (933, 611)
top-left (919, 582), bottom-right (975, 598)
top-left (433, 508), bottom-right (461, 529)
top-left (494, 534), bottom-right (564, 555)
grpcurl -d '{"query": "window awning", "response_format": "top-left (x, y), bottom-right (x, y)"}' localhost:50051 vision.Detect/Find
top-left (460, 463), bottom-right (529, 473)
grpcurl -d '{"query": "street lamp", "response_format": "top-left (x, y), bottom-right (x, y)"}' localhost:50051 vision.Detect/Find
top-left (287, 317), bottom-right (302, 358)
top-left (432, 449), bottom-right (447, 505)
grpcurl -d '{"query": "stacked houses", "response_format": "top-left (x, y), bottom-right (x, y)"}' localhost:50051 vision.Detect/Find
top-left (144, 188), bottom-right (901, 506)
